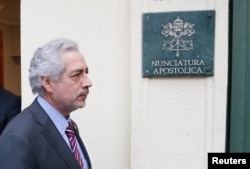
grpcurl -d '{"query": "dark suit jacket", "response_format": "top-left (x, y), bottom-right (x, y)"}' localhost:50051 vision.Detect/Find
top-left (0, 99), bottom-right (92, 169)
top-left (0, 87), bottom-right (21, 134)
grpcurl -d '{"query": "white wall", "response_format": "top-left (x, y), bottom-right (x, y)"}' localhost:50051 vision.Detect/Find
top-left (130, 0), bottom-right (228, 169)
top-left (21, 0), bottom-right (229, 169)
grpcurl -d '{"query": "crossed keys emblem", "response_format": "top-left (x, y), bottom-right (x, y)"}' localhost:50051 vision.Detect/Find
top-left (161, 16), bottom-right (195, 57)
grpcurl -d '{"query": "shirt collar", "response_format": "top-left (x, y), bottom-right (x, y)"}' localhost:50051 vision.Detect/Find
top-left (37, 95), bottom-right (70, 135)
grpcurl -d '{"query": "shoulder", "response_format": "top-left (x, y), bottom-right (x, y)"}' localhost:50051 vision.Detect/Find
top-left (0, 88), bottom-right (21, 108)
top-left (3, 106), bottom-right (36, 134)
top-left (2, 99), bottom-right (47, 135)
top-left (0, 88), bottom-right (20, 100)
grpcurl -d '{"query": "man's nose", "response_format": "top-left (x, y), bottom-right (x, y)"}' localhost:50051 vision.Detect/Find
top-left (82, 74), bottom-right (92, 87)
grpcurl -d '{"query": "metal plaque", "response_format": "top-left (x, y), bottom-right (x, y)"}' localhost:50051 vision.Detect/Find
top-left (142, 10), bottom-right (215, 77)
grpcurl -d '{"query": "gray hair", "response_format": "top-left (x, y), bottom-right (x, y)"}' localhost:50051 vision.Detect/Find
top-left (29, 38), bottom-right (78, 95)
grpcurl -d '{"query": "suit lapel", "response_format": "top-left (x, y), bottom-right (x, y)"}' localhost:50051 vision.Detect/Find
top-left (41, 120), bottom-right (80, 169)
top-left (30, 100), bottom-right (80, 169)
top-left (72, 121), bottom-right (92, 169)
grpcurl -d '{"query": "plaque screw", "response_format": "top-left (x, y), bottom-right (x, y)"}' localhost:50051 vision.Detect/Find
top-left (205, 67), bottom-right (212, 72)
top-left (208, 13), bottom-right (212, 17)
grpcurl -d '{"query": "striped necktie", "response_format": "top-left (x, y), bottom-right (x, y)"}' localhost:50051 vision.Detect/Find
top-left (65, 122), bottom-right (84, 169)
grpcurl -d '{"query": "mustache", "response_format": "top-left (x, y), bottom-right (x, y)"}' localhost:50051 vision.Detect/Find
top-left (79, 89), bottom-right (89, 96)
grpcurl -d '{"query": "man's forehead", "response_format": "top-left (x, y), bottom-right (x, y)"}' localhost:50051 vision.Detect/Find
top-left (65, 62), bottom-right (88, 73)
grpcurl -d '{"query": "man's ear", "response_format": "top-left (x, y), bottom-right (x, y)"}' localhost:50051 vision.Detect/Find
top-left (40, 76), bottom-right (54, 93)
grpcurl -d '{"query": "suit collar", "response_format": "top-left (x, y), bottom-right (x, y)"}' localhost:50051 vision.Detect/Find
top-left (72, 121), bottom-right (92, 169)
top-left (30, 99), bottom-right (81, 169)
top-left (42, 119), bottom-right (80, 169)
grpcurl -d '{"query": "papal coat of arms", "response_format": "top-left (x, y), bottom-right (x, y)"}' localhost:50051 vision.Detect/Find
top-left (161, 16), bottom-right (195, 57)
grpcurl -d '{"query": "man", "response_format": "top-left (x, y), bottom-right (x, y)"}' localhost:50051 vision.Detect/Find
top-left (0, 38), bottom-right (92, 169)
top-left (0, 87), bottom-right (21, 134)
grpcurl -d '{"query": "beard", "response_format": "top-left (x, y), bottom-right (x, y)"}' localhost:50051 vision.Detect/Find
top-left (52, 89), bottom-right (89, 115)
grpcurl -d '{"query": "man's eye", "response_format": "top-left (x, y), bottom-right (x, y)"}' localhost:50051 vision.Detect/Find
top-left (72, 73), bottom-right (80, 78)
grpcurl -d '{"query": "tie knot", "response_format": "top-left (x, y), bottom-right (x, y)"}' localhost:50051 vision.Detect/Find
top-left (65, 122), bottom-right (75, 138)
